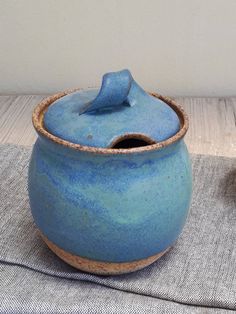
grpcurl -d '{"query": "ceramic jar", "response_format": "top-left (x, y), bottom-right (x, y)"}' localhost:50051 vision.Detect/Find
top-left (28, 70), bottom-right (192, 275)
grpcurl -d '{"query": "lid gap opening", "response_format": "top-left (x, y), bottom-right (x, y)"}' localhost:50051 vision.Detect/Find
top-left (110, 135), bottom-right (156, 149)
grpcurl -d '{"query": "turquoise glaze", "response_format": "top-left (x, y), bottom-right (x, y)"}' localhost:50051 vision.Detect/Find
top-left (28, 70), bottom-right (192, 264)
top-left (44, 70), bottom-right (180, 148)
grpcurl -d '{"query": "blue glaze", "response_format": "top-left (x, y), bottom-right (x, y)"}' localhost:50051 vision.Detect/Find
top-left (28, 70), bottom-right (192, 264)
top-left (44, 70), bottom-right (180, 147)
top-left (28, 136), bottom-right (192, 263)
top-left (79, 69), bottom-right (134, 114)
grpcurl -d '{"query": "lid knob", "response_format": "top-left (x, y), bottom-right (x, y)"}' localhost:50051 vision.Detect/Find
top-left (79, 69), bottom-right (136, 115)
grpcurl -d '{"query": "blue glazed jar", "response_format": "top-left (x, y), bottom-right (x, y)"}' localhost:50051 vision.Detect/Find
top-left (28, 70), bottom-right (192, 275)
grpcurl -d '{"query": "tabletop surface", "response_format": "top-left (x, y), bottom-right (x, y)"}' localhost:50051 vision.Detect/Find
top-left (0, 95), bottom-right (235, 157)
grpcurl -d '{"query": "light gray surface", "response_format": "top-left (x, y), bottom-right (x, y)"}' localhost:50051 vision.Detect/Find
top-left (0, 144), bottom-right (236, 313)
top-left (1, 1), bottom-right (236, 97)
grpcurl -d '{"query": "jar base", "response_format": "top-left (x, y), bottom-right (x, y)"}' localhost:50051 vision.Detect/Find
top-left (40, 231), bottom-right (170, 275)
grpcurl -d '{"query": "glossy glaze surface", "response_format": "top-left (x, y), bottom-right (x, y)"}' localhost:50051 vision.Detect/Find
top-left (29, 70), bottom-right (192, 267)
top-left (28, 136), bottom-right (192, 263)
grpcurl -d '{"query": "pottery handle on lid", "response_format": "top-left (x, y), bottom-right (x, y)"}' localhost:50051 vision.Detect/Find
top-left (79, 69), bottom-right (136, 115)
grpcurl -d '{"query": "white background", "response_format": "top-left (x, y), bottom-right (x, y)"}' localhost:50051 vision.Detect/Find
top-left (0, 0), bottom-right (236, 96)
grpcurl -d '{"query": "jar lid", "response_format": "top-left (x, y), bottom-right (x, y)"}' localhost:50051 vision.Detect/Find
top-left (43, 70), bottom-right (180, 148)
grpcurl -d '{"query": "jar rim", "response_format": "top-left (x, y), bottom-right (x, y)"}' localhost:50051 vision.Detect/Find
top-left (32, 89), bottom-right (189, 155)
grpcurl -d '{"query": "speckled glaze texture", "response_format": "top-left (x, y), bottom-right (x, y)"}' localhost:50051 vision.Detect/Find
top-left (44, 70), bottom-right (180, 148)
top-left (28, 70), bottom-right (192, 274)
top-left (29, 135), bottom-right (191, 263)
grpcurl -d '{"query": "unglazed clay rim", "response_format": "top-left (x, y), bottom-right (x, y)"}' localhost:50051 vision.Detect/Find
top-left (32, 88), bottom-right (189, 155)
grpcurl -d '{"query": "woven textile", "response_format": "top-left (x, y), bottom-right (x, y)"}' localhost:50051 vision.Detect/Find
top-left (0, 144), bottom-right (235, 313)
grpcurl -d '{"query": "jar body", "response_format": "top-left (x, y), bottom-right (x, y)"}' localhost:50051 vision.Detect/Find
top-left (28, 136), bottom-right (192, 263)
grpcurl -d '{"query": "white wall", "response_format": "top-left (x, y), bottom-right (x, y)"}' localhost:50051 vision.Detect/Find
top-left (0, 0), bottom-right (236, 96)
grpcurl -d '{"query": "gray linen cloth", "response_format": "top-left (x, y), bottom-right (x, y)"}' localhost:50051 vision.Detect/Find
top-left (0, 143), bottom-right (235, 314)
